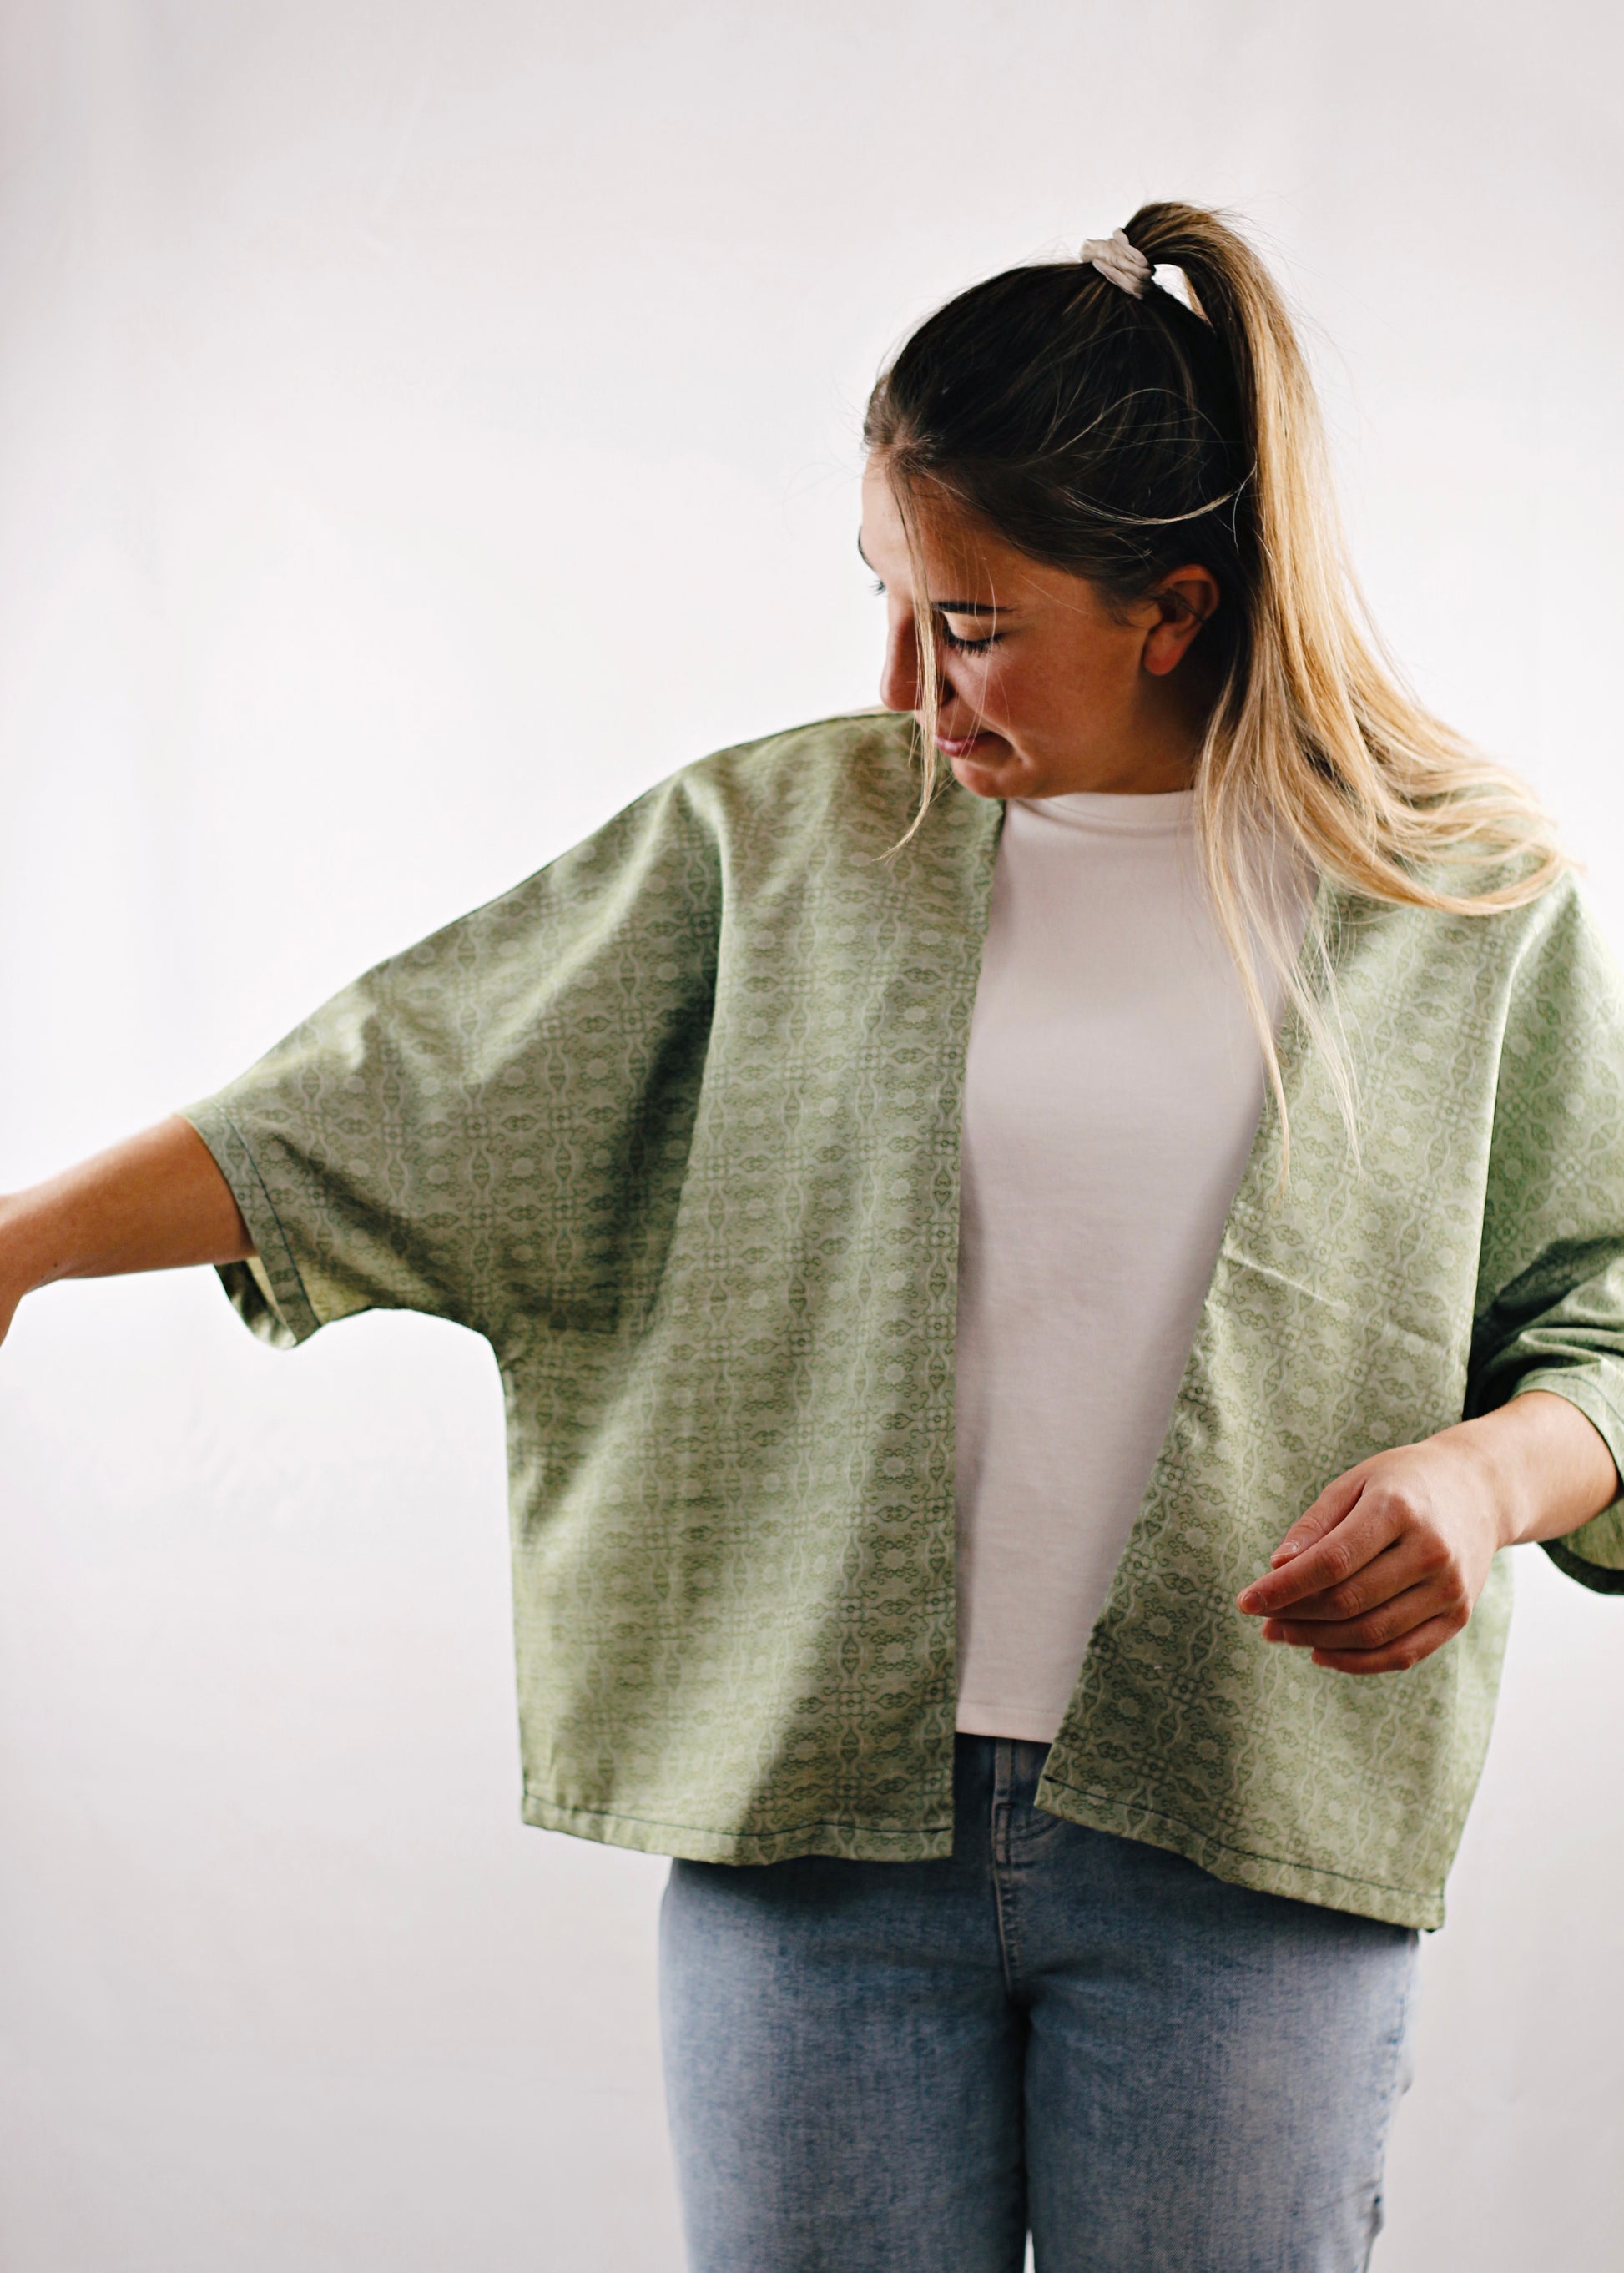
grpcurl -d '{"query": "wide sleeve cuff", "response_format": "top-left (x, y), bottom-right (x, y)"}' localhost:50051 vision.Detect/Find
top-left (1510, 1373), bottom-right (1624, 1594)
top-left (183, 1101), bottom-right (323, 1350)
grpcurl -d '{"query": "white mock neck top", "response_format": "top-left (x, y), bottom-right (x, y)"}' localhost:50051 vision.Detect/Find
top-left (955, 789), bottom-right (1292, 1741)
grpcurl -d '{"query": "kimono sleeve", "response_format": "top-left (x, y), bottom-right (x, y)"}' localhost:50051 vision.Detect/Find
top-left (183, 774), bottom-right (720, 1350)
top-left (1465, 879), bottom-right (1624, 1592)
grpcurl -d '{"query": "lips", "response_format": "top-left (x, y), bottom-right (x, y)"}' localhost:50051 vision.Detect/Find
top-left (933, 730), bottom-right (995, 759)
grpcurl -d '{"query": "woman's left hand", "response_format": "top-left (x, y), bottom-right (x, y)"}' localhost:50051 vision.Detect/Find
top-left (1237, 1390), bottom-right (1620, 1676)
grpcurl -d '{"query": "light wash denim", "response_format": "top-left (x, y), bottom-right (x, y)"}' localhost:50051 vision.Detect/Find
top-left (660, 1736), bottom-right (1418, 2273)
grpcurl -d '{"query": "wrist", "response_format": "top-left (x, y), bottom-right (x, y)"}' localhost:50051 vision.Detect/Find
top-left (0, 1187), bottom-right (59, 1309)
top-left (1440, 1392), bottom-right (1619, 1550)
top-left (1440, 1412), bottom-right (1533, 1553)
top-left (0, 1196), bottom-right (33, 1333)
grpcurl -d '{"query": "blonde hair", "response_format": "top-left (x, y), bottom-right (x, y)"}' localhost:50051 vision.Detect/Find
top-left (864, 203), bottom-right (1563, 1162)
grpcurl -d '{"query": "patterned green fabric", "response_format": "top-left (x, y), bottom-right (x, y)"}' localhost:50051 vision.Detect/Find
top-left (185, 713), bottom-right (1624, 1929)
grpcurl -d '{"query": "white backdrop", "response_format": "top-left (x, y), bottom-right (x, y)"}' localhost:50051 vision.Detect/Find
top-left (3, 3), bottom-right (1622, 2267)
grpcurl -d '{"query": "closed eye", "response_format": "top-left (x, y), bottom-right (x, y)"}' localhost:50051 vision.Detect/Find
top-left (866, 564), bottom-right (1002, 653)
top-left (941, 623), bottom-right (1000, 655)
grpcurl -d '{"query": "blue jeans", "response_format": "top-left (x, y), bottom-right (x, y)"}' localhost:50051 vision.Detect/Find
top-left (660, 1736), bottom-right (1417, 2272)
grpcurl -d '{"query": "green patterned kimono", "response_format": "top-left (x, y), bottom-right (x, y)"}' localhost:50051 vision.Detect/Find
top-left (186, 713), bottom-right (1624, 1929)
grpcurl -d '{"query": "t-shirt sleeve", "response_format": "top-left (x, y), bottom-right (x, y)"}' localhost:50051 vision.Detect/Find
top-left (1465, 879), bottom-right (1624, 1591)
top-left (184, 774), bottom-right (720, 1351)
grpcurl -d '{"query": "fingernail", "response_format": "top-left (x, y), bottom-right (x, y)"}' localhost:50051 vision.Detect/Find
top-left (1238, 1589), bottom-right (1263, 1613)
top-left (1271, 1541), bottom-right (1302, 1565)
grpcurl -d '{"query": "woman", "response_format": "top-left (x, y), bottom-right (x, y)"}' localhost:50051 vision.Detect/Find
top-left (4, 204), bottom-right (1622, 2271)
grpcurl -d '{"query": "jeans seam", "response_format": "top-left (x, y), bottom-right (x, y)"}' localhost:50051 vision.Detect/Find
top-left (990, 1739), bottom-right (1021, 1993)
top-left (1358, 1935), bottom-right (1420, 2270)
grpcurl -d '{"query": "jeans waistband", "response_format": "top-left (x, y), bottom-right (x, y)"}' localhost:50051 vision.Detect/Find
top-left (958, 1731), bottom-right (1052, 1814)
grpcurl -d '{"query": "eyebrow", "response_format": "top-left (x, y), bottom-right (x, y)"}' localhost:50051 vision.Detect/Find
top-left (856, 531), bottom-right (1002, 615)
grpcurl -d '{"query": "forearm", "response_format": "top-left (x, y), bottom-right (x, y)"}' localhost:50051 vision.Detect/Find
top-left (1438, 1388), bottom-right (1620, 1547)
top-left (0, 1116), bottom-right (254, 1311)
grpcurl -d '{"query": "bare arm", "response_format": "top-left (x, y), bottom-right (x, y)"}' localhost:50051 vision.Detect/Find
top-left (0, 1116), bottom-right (255, 1344)
top-left (1237, 1391), bottom-right (1621, 1674)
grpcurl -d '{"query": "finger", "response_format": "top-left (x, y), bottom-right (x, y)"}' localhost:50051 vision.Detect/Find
top-left (1304, 1613), bottom-right (1464, 1676)
top-left (1260, 1579), bottom-right (1447, 1654)
top-left (1238, 1495), bottom-right (1405, 1617)
top-left (1258, 1535), bottom-right (1438, 1625)
top-left (1266, 1467), bottom-right (1369, 1570)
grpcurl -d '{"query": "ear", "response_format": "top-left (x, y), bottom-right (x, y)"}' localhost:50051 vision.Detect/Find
top-left (1142, 566), bottom-right (1221, 678)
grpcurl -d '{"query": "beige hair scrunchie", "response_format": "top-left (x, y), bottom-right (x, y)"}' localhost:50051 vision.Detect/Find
top-left (1080, 228), bottom-right (1152, 298)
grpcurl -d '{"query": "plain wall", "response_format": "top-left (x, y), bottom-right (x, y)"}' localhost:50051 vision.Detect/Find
top-left (3, 3), bottom-right (1622, 2265)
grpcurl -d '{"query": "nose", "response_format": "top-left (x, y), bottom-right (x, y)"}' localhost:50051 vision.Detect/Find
top-left (878, 608), bottom-right (923, 714)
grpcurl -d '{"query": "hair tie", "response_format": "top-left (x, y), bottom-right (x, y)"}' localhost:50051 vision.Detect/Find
top-left (1080, 229), bottom-right (1151, 299)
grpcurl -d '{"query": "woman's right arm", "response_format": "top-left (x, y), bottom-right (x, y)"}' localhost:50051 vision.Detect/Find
top-left (0, 1116), bottom-right (255, 1344)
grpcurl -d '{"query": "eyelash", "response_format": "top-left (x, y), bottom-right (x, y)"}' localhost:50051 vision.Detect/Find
top-left (870, 579), bottom-right (1001, 656)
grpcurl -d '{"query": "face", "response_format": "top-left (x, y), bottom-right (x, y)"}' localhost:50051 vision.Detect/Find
top-left (858, 460), bottom-right (1220, 799)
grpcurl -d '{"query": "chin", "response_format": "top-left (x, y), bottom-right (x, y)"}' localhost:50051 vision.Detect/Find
top-left (946, 740), bottom-right (1029, 799)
